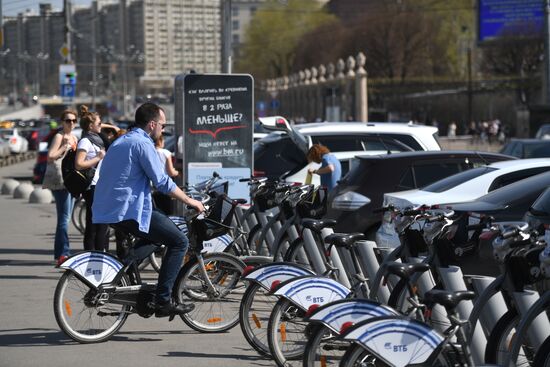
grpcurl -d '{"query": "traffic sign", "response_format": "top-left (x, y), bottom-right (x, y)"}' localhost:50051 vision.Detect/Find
top-left (61, 84), bottom-right (75, 98)
top-left (59, 44), bottom-right (70, 60)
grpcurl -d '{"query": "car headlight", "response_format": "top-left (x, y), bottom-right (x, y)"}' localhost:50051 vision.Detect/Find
top-left (331, 191), bottom-right (371, 211)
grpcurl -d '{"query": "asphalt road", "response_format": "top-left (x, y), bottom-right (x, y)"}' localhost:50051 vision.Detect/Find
top-left (0, 159), bottom-right (272, 367)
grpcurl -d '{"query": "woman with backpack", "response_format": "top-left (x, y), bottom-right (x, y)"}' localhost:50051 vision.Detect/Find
top-left (75, 105), bottom-right (108, 252)
top-left (43, 109), bottom-right (78, 266)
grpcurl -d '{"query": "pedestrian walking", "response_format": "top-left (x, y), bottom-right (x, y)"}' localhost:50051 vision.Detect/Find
top-left (75, 105), bottom-right (108, 252)
top-left (307, 144), bottom-right (342, 191)
top-left (92, 102), bottom-right (205, 317)
top-left (42, 109), bottom-right (78, 266)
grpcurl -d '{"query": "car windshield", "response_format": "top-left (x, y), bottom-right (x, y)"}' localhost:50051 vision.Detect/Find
top-left (475, 171), bottom-right (550, 206)
top-left (529, 188), bottom-right (550, 216)
top-left (524, 142), bottom-right (550, 158)
top-left (0, 129), bottom-right (14, 138)
top-left (421, 166), bottom-right (497, 193)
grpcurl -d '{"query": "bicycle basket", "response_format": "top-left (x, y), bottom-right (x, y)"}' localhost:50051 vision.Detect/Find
top-left (192, 193), bottom-right (236, 243)
top-left (296, 186), bottom-right (327, 219)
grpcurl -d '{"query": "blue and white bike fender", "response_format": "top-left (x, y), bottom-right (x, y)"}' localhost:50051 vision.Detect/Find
top-left (273, 276), bottom-right (351, 311)
top-left (308, 299), bottom-right (398, 333)
top-left (342, 316), bottom-right (444, 367)
top-left (59, 251), bottom-right (124, 288)
top-left (201, 234), bottom-right (232, 253)
top-left (244, 262), bottom-right (315, 291)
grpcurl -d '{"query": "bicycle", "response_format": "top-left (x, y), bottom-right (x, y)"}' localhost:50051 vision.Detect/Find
top-left (53, 191), bottom-right (247, 342)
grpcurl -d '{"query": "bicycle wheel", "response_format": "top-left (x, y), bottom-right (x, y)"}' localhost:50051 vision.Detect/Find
top-left (272, 233), bottom-right (291, 263)
top-left (339, 343), bottom-right (385, 367)
top-left (239, 281), bottom-right (279, 357)
top-left (485, 309), bottom-right (536, 366)
top-left (247, 224), bottom-right (271, 257)
top-left (268, 297), bottom-right (310, 367)
top-left (174, 252), bottom-right (246, 332)
top-left (388, 278), bottom-right (449, 331)
top-left (303, 324), bottom-right (350, 367)
top-left (284, 238), bottom-right (314, 270)
top-left (71, 198), bottom-right (86, 235)
top-left (340, 342), bottom-right (453, 367)
top-left (533, 335), bottom-right (550, 366)
top-left (53, 271), bottom-right (130, 343)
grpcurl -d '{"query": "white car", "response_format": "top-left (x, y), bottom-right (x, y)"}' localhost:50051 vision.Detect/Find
top-left (376, 158), bottom-right (550, 248)
top-left (255, 116), bottom-right (440, 184)
top-left (0, 128), bottom-right (29, 154)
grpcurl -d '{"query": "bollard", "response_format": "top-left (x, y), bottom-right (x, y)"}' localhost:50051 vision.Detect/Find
top-left (1, 179), bottom-right (19, 195)
top-left (29, 188), bottom-right (53, 204)
top-left (13, 182), bottom-right (34, 200)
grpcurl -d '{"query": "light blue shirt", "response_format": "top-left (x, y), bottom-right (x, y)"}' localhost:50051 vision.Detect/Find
top-left (320, 153), bottom-right (341, 191)
top-left (92, 128), bottom-right (176, 232)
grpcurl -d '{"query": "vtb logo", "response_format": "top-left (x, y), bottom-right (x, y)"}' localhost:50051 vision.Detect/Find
top-left (384, 342), bottom-right (408, 352)
top-left (86, 268), bottom-right (102, 275)
top-left (305, 295), bottom-right (325, 303)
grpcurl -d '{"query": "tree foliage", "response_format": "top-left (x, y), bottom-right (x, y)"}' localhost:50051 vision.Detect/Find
top-left (234, 0), bottom-right (337, 79)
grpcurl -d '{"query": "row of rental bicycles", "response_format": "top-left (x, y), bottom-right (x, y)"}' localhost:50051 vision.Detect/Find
top-left (52, 172), bottom-right (550, 366)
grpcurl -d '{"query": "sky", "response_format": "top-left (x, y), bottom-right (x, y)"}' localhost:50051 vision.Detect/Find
top-left (3, 0), bottom-right (93, 17)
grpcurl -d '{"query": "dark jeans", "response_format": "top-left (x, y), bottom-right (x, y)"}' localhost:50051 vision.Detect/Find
top-left (83, 186), bottom-right (109, 252)
top-left (52, 189), bottom-right (73, 259)
top-left (113, 209), bottom-right (189, 304)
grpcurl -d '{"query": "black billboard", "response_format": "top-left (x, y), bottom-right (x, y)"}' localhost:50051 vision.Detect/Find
top-left (175, 73), bottom-right (254, 200)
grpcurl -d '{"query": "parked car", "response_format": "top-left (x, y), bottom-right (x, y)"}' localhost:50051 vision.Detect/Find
top-left (444, 171), bottom-right (550, 276)
top-left (0, 128), bottom-right (29, 154)
top-left (324, 150), bottom-right (515, 237)
top-left (0, 137), bottom-right (11, 158)
top-left (500, 138), bottom-right (550, 158)
top-left (535, 124), bottom-right (550, 139)
top-left (255, 116), bottom-right (440, 183)
top-left (376, 158), bottom-right (550, 249)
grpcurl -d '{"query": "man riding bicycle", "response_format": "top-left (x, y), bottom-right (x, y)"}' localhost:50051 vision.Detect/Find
top-left (92, 102), bottom-right (205, 318)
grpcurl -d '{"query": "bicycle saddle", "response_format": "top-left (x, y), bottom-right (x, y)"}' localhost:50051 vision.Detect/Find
top-left (385, 262), bottom-right (431, 280)
top-left (423, 289), bottom-right (476, 311)
top-left (301, 218), bottom-right (338, 233)
top-left (325, 233), bottom-right (366, 248)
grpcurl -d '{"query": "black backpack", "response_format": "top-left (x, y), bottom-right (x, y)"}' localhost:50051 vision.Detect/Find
top-left (61, 149), bottom-right (95, 197)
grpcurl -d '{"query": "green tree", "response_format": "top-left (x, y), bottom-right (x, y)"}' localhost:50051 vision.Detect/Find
top-left (234, 0), bottom-right (337, 79)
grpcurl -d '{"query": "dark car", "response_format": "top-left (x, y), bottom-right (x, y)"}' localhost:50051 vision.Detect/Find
top-left (444, 171), bottom-right (550, 276)
top-left (500, 139), bottom-right (550, 158)
top-left (325, 150), bottom-right (515, 236)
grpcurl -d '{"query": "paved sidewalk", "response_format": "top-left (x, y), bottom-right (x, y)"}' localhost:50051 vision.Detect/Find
top-left (0, 160), bottom-right (272, 367)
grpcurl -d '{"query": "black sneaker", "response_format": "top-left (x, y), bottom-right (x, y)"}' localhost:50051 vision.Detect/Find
top-left (155, 301), bottom-right (195, 318)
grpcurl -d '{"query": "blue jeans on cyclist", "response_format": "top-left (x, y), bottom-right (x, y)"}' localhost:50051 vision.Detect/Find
top-left (114, 209), bottom-right (191, 314)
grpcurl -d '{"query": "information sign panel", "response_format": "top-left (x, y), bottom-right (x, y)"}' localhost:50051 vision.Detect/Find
top-left (59, 64), bottom-right (77, 100)
top-left (478, 0), bottom-right (543, 42)
top-left (175, 73), bottom-right (254, 201)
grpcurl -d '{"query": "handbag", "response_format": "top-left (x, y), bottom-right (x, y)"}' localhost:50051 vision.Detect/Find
top-left (42, 159), bottom-right (65, 191)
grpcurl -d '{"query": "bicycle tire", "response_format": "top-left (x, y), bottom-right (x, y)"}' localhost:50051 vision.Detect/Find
top-left (71, 198), bottom-right (86, 235)
top-left (533, 334), bottom-right (550, 366)
top-left (53, 270), bottom-right (130, 343)
top-left (303, 324), bottom-right (350, 367)
top-left (267, 297), bottom-right (309, 367)
top-left (174, 252), bottom-right (246, 333)
top-left (247, 223), bottom-right (270, 257)
top-left (388, 278), bottom-right (452, 331)
top-left (284, 238), bottom-right (314, 270)
top-left (485, 309), bottom-right (536, 365)
top-left (239, 281), bottom-right (278, 357)
top-left (271, 233), bottom-right (291, 263)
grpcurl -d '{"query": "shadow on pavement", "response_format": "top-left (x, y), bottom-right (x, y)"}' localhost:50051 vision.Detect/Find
top-left (163, 350), bottom-right (269, 362)
top-left (0, 248), bottom-right (52, 255)
top-left (0, 274), bottom-right (60, 280)
top-left (0, 259), bottom-right (53, 267)
top-left (0, 328), bottom-right (74, 347)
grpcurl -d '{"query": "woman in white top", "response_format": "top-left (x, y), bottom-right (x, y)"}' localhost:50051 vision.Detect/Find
top-left (75, 105), bottom-right (108, 252)
top-left (155, 134), bottom-right (178, 177)
top-left (152, 135), bottom-right (178, 214)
